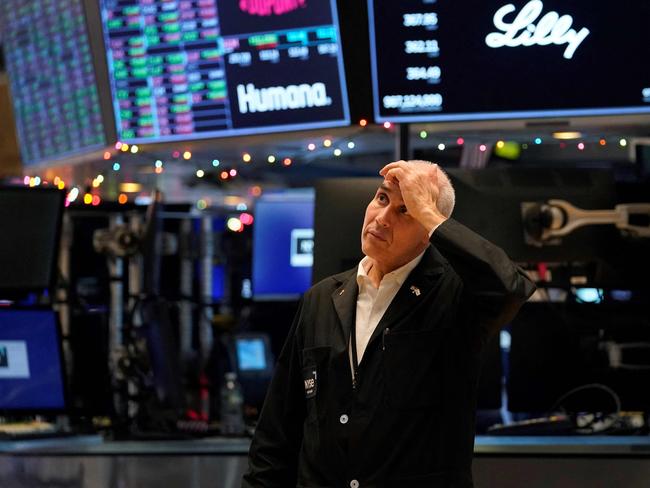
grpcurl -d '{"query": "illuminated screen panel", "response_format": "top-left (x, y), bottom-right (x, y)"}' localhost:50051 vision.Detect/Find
top-left (0, 0), bottom-right (108, 166)
top-left (368, 0), bottom-right (650, 123)
top-left (252, 190), bottom-right (314, 300)
top-left (100, 0), bottom-right (350, 143)
top-left (236, 338), bottom-right (268, 371)
top-left (0, 310), bottom-right (66, 412)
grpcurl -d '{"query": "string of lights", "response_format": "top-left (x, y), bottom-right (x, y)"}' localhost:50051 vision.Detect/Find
top-left (20, 119), bottom-right (633, 222)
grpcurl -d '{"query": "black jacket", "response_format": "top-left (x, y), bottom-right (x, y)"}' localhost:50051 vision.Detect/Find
top-left (242, 219), bottom-right (536, 488)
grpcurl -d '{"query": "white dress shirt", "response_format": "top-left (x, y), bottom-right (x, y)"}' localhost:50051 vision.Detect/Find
top-left (353, 249), bottom-right (426, 364)
top-left (351, 224), bottom-right (440, 369)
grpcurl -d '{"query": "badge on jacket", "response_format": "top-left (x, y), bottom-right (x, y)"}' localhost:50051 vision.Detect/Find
top-left (303, 367), bottom-right (317, 398)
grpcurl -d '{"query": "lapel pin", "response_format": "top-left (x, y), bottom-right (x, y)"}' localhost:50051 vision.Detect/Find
top-left (339, 289), bottom-right (345, 296)
top-left (410, 285), bottom-right (421, 296)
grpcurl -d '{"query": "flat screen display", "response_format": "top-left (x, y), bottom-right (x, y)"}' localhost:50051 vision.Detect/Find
top-left (0, 188), bottom-right (65, 294)
top-left (252, 190), bottom-right (314, 300)
top-left (368, 0), bottom-right (650, 122)
top-left (0, 309), bottom-right (66, 411)
top-left (236, 337), bottom-right (268, 371)
top-left (0, 0), bottom-right (110, 166)
top-left (99, 0), bottom-right (350, 143)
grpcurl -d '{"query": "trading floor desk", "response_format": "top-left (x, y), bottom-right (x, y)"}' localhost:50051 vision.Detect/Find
top-left (1, 436), bottom-right (650, 487)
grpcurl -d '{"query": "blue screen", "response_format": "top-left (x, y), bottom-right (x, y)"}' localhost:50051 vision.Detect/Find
top-left (0, 310), bottom-right (65, 410)
top-left (252, 190), bottom-right (314, 299)
top-left (212, 264), bottom-right (225, 301)
top-left (236, 338), bottom-right (268, 371)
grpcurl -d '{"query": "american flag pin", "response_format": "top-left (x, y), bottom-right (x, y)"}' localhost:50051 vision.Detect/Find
top-left (410, 285), bottom-right (421, 296)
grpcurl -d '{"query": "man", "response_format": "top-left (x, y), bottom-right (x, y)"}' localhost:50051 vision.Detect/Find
top-left (243, 160), bottom-right (536, 488)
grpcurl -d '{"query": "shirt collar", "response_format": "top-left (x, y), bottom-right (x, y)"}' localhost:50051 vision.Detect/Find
top-left (357, 247), bottom-right (427, 288)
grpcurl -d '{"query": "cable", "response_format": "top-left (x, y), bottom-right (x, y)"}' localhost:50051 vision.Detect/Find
top-left (550, 383), bottom-right (621, 414)
top-left (549, 383), bottom-right (622, 435)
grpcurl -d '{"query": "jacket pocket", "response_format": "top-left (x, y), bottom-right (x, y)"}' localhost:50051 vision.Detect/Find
top-left (383, 328), bottom-right (445, 410)
top-left (302, 346), bottom-right (331, 423)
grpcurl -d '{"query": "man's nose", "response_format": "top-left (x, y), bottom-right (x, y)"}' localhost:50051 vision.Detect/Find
top-left (376, 207), bottom-right (394, 227)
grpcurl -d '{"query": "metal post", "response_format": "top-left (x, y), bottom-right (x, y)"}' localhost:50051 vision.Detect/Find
top-left (58, 212), bottom-right (73, 380)
top-left (128, 213), bottom-right (143, 326)
top-left (395, 123), bottom-right (411, 160)
top-left (108, 214), bottom-right (124, 352)
top-left (199, 215), bottom-right (214, 365)
top-left (179, 218), bottom-right (194, 361)
top-left (127, 212), bottom-right (143, 420)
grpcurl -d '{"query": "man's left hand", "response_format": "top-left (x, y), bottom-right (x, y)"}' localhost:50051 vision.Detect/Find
top-left (379, 160), bottom-right (447, 232)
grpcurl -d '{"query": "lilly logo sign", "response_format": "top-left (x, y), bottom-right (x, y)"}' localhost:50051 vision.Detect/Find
top-left (485, 1), bottom-right (590, 59)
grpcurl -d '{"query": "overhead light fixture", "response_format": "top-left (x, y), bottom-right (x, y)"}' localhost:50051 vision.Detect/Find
top-left (552, 131), bottom-right (582, 140)
top-left (120, 182), bottom-right (142, 193)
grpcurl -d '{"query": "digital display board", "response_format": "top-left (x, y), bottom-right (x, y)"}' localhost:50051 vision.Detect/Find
top-left (0, 0), bottom-right (110, 166)
top-left (368, 0), bottom-right (650, 122)
top-left (100, 0), bottom-right (349, 143)
top-left (252, 190), bottom-right (314, 300)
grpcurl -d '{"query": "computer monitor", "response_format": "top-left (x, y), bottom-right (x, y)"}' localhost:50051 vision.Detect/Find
top-left (506, 302), bottom-right (584, 413)
top-left (313, 179), bottom-right (376, 284)
top-left (0, 0), bottom-right (115, 166)
top-left (0, 308), bottom-right (67, 412)
top-left (98, 0), bottom-right (350, 143)
top-left (235, 334), bottom-right (273, 375)
top-left (252, 190), bottom-right (314, 300)
top-left (368, 1), bottom-right (650, 124)
top-left (232, 333), bottom-right (274, 409)
top-left (507, 301), bottom-right (650, 414)
top-left (313, 168), bottom-right (633, 283)
top-left (0, 187), bottom-right (65, 296)
top-left (445, 167), bottom-right (617, 263)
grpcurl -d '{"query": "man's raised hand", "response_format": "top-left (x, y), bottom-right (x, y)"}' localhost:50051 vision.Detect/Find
top-left (379, 160), bottom-right (447, 232)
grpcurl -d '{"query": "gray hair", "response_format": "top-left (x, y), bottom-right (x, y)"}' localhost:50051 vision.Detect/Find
top-left (407, 160), bottom-right (455, 218)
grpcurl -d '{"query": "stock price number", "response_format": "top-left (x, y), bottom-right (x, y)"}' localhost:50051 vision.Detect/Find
top-left (406, 66), bottom-right (441, 82)
top-left (403, 12), bottom-right (438, 28)
top-left (383, 93), bottom-right (443, 110)
top-left (404, 39), bottom-right (440, 55)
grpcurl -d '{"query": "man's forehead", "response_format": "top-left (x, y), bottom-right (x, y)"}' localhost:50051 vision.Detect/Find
top-left (378, 179), bottom-right (401, 194)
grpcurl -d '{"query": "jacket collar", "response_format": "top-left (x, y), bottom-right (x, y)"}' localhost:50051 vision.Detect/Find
top-left (331, 244), bottom-right (448, 345)
top-left (331, 267), bottom-right (359, 346)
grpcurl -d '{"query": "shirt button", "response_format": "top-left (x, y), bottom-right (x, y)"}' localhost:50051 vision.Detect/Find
top-left (339, 414), bottom-right (349, 424)
top-left (350, 480), bottom-right (359, 488)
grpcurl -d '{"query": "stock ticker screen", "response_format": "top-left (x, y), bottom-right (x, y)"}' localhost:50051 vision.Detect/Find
top-left (368, 0), bottom-right (650, 123)
top-left (1, 0), bottom-right (108, 166)
top-left (100, 0), bottom-right (350, 143)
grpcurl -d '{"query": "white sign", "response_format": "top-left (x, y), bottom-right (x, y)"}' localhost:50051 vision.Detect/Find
top-left (0, 341), bottom-right (30, 378)
top-left (485, 1), bottom-right (590, 60)
top-left (237, 82), bottom-right (332, 114)
top-left (290, 228), bottom-right (314, 267)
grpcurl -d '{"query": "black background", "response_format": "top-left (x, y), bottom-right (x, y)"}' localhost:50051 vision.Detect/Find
top-left (225, 46), bottom-right (347, 129)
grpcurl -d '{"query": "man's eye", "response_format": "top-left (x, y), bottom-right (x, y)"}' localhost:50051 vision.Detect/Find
top-left (377, 193), bottom-right (387, 203)
top-left (400, 206), bottom-right (408, 214)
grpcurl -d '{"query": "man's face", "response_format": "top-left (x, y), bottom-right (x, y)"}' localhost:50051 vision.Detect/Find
top-left (360, 179), bottom-right (429, 269)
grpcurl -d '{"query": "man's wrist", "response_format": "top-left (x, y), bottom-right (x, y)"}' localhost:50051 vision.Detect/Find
top-left (419, 209), bottom-right (447, 235)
